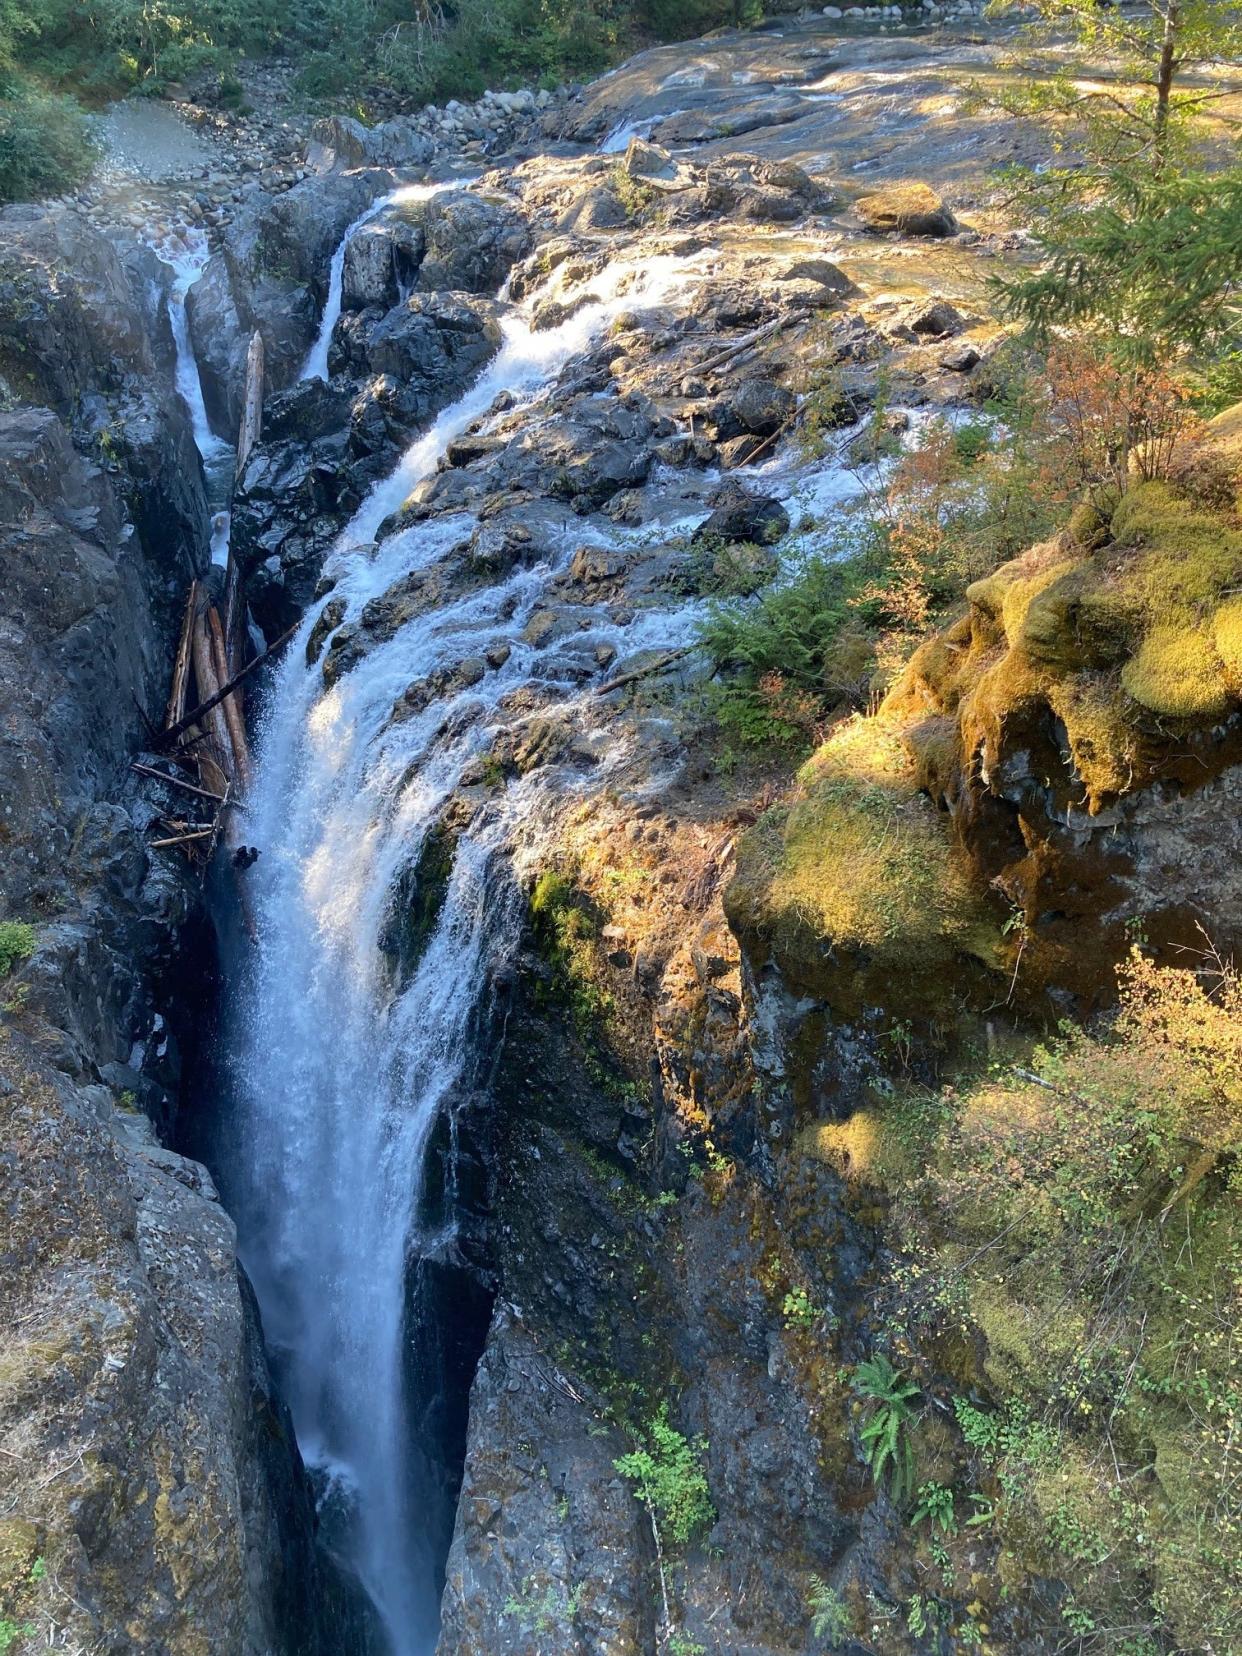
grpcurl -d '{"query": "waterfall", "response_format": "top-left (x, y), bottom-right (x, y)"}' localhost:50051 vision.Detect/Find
top-left (299, 181), bottom-right (467, 384)
top-left (224, 240), bottom-right (710, 1654)
top-left (165, 230), bottom-right (234, 556)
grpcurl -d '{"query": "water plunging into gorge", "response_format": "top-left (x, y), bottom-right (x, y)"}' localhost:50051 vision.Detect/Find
top-left (164, 202), bottom-right (715, 1653)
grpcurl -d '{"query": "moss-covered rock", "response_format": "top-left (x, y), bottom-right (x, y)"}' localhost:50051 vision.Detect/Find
top-left (1121, 621), bottom-right (1232, 717)
top-left (726, 716), bottom-right (1002, 1020)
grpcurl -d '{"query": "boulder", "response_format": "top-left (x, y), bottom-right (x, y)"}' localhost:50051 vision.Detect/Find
top-left (693, 479), bottom-right (790, 546)
top-left (403, 190), bottom-right (531, 294)
top-left (942, 340), bottom-right (982, 372)
top-left (855, 182), bottom-right (957, 237)
top-left (778, 257), bottom-right (857, 297)
top-left (334, 290), bottom-right (502, 393)
top-left (730, 377), bottom-right (797, 437)
top-left (341, 216), bottom-right (426, 312)
top-left (307, 112), bottom-right (435, 171)
top-left (896, 296), bottom-right (966, 338)
top-left (622, 137), bottom-right (675, 178)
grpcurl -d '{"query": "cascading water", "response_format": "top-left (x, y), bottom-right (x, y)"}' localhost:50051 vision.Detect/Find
top-left (220, 235), bottom-right (713, 1654)
top-left (300, 181), bottom-right (466, 384)
top-left (165, 231), bottom-right (234, 558)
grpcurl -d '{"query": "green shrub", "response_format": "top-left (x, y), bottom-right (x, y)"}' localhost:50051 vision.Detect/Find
top-left (615, 1404), bottom-right (715, 1546)
top-left (807, 1578), bottom-right (851, 1645)
top-left (699, 551), bottom-right (874, 747)
top-left (0, 920), bottom-right (36, 977)
top-left (0, 83), bottom-right (96, 203)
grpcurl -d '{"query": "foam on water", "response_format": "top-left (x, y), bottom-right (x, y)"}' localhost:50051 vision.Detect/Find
top-left (227, 239), bottom-right (712, 1654)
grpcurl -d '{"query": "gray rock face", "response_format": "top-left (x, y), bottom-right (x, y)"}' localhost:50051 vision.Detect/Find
top-left (438, 1311), bottom-right (651, 1656)
top-left (0, 1038), bottom-right (319, 1656)
top-left (407, 190), bottom-right (531, 295)
top-left (340, 191), bottom-right (529, 312)
top-left (728, 376), bottom-right (797, 436)
top-left (233, 293), bottom-right (502, 634)
top-left (0, 408), bottom-right (203, 915)
top-left (188, 168), bottom-right (395, 435)
top-left (0, 205), bottom-right (316, 1655)
top-left (341, 215), bottom-right (426, 311)
top-left (0, 205), bottom-right (152, 410)
top-left (185, 250), bottom-right (249, 434)
top-left (335, 289), bottom-right (501, 384)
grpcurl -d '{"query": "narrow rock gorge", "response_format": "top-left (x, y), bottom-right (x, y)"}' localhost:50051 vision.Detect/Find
top-left (1, 8), bottom-right (1239, 1656)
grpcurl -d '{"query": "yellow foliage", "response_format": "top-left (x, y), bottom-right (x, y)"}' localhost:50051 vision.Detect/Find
top-left (799, 1112), bottom-right (880, 1181)
top-left (1213, 594), bottom-right (1242, 687)
top-left (1120, 623), bottom-right (1233, 718)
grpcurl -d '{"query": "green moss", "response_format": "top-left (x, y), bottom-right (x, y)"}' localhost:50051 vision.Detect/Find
top-left (1111, 480), bottom-right (1242, 615)
top-left (1046, 674), bottom-right (1142, 806)
top-left (727, 716), bottom-right (999, 1010)
top-left (377, 827), bottom-right (455, 987)
top-left (1120, 623), bottom-right (1233, 718)
top-left (1067, 497), bottom-right (1109, 549)
top-left (1213, 594), bottom-right (1242, 686)
top-left (1000, 558), bottom-right (1081, 650)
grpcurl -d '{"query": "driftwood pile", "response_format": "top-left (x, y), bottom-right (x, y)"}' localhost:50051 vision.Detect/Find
top-left (137, 331), bottom-right (274, 902)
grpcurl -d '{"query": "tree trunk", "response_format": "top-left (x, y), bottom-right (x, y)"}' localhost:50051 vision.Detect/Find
top-left (164, 581), bottom-right (198, 730)
top-left (190, 603), bottom-right (234, 783)
top-left (208, 605), bottom-right (252, 790)
top-left (1153, 0), bottom-right (1181, 172)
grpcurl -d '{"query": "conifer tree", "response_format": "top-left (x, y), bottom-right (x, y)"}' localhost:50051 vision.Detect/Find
top-left (985, 1), bottom-right (1242, 364)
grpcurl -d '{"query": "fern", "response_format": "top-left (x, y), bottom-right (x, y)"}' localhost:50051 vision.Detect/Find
top-left (852, 1354), bottom-right (919, 1503)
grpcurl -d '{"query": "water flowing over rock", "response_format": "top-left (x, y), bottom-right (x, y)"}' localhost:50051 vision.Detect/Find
top-left (7, 11), bottom-right (1239, 1656)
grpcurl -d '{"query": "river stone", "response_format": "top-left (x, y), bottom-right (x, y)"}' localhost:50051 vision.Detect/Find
top-left (692, 478), bottom-right (791, 546)
top-left (778, 256), bottom-right (857, 296)
top-left (855, 181), bottom-right (958, 237)
top-left (730, 377), bottom-right (797, 436)
top-left (897, 296), bottom-right (966, 338)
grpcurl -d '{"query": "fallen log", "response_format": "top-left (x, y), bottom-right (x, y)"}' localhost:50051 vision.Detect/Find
top-left (596, 646), bottom-right (693, 696)
top-left (158, 620), bottom-right (297, 751)
top-left (130, 762), bottom-right (227, 804)
top-left (150, 828), bottom-right (215, 850)
top-left (689, 315), bottom-right (791, 380)
top-left (189, 603), bottom-right (234, 781)
top-left (164, 581), bottom-right (198, 730)
top-left (208, 604), bottom-right (252, 789)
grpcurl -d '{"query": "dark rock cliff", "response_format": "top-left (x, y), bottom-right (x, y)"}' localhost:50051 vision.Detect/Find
top-left (0, 204), bottom-right (318, 1654)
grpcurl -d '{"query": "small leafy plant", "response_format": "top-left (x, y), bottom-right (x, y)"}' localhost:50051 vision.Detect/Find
top-left (807, 1577), bottom-right (851, 1645)
top-left (0, 920), bottom-right (35, 977)
top-left (853, 1354), bottom-right (919, 1502)
top-left (615, 1405), bottom-right (714, 1547)
top-left (912, 1481), bottom-right (957, 1536)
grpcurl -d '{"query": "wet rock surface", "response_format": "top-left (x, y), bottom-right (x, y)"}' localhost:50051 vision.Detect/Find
top-left (0, 204), bottom-right (319, 1653)
top-left (11, 9), bottom-right (1233, 1655)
